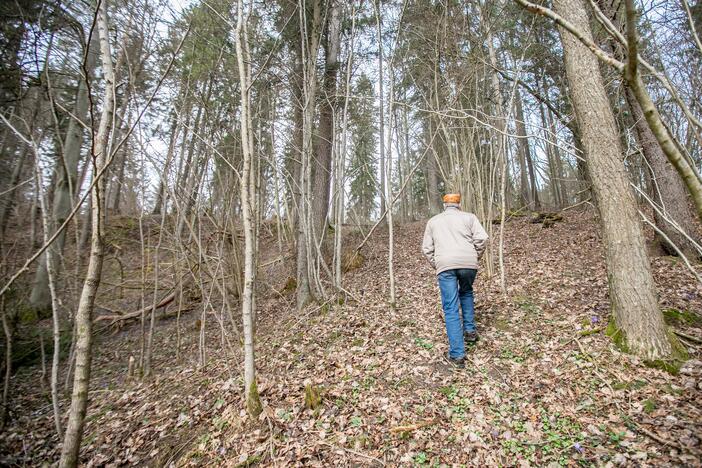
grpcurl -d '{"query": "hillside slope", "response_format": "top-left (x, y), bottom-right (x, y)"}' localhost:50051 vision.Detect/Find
top-left (1, 210), bottom-right (701, 466)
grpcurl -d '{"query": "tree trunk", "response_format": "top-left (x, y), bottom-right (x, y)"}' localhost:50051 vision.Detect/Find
top-left (625, 87), bottom-right (700, 259)
top-left (59, 2), bottom-right (115, 464)
top-left (235, 0), bottom-right (262, 418)
top-left (555, 0), bottom-right (675, 360)
top-left (374, 0), bottom-right (387, 222)
top-left (30, 31), bottom-right (99, 314)
top-left (152, 110), bottom-right (180, 215)
top-left (296, 0), bottom-right (322, 310)
top-left (312, 0), bottom-right (341, 242)
top-left (515, 90), bottom-right (540, 210)
top-left (425, 121), bottom-right (442, 215)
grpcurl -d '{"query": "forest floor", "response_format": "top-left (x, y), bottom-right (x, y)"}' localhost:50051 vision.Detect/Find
top-left (1, 210), bottom-right (702, 467)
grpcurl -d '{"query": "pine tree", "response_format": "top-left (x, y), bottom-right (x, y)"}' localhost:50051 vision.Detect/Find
top-left (347, 74), bottom-right (378, 223)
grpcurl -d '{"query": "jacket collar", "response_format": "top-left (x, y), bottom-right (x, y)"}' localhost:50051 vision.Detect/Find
top-left (443, 203), bottom-right (460, 211)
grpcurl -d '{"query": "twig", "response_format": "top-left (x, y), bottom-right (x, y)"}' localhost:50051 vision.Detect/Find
top-left (264, 410), bottom-right (276, 466)
top-left (319, 442), bottom-right (385, 467)
top-left (675, 330), bottom-right (702, 345)
top-left (561, 197), bottom-right (593, 212)
top-left (389, 419), bottom-right (437, 434)
top-left (628, 422), bottom-right (688, 452)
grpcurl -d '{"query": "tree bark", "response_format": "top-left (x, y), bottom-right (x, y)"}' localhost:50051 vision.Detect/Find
top-left (625, 87), bottom-right (700, 259)
top-left (296, 0), bottom-right (322, 310)
top-left (425, 121), bottom-right (442, 215)
top-left (30, 31), bottom-right (99, 314)
top-left (312, 0), bottom-right (340, 241)
top-left (374, 0), bottom-right (387, 222)
top-left (555, 0), bottom-right (674, 360)
top-left (59, 2), bottom-right (115, 465)
top-left (235, 0), bottom-right (262, 418)
top-left (514, 89), bottom-right (540, 210)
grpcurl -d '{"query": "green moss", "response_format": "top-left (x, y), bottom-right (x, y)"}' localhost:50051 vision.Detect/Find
top-left (304, 384), bottom-right (322, 410)
top-left (643, 329), bottom-right (689, 375)
top-left (282, 277), bottom-right (297, 292)
top-left (642, 399), bottom-right (656, 413)
top-left (662, 308), bottom-right (701, 326)
top-left (495, 318), bottom-right (511, 331)
top-left (605, 319), bottom-right (629, 353)
top-left (612, 379), bottom-right (647, 391)
top-left (579, 327), bottom-right (603, 337)
top-left (16, 304), bottom-right (39, 325)
top-left (235, 455), bottom-right (262, 467)
top-left (246, 380), bottom-right (263, 418)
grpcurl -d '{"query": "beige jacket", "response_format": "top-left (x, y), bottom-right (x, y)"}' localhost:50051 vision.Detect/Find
top-left (422, 206), bottom-right (489, 274)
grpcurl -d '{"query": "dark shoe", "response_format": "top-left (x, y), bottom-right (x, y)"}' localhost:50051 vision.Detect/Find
top-left (464, 331), bottom-right (479, 344)
top-left (445, 355), bottom-right (465, 369)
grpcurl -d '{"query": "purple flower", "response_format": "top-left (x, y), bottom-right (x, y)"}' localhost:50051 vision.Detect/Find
top-left (573, 442), bottom-right (584, 454)
top-left (591, 316), bottom-right (600, 324)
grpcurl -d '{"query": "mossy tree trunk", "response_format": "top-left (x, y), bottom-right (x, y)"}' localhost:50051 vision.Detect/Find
top-left (554, 0), bottom-right (675, 360)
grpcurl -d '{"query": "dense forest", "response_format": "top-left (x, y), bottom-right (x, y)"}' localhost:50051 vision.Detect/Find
top-left (0, 0), bottom-right (701, 465)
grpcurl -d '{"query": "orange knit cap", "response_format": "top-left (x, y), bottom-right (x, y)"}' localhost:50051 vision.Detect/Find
top-left (442, 193), bottom-right (461, 204)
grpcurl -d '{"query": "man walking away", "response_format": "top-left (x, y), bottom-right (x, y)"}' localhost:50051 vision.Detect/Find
top-left (422, 193), bottom-right (489, 369)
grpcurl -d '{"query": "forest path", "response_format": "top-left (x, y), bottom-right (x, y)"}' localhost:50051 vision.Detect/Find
top-left (2, 211), bottom-right (701, 466)
top-left (181, 213), bottom-right (702, 466)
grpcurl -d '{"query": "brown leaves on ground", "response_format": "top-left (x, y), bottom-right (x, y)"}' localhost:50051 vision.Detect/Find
top-left (1, 210), bottom-right (701, 466)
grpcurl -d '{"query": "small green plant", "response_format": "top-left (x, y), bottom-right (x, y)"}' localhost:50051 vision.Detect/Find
top-left (415, 337), bottom-right (434, 350)
top-left (439, 385), bottom-right (458, 400)
top-left (513, 296), bottom-right (541, 314)
top-left (350, 416), bottom-right (363, 427)
top-left (414, 451), bottom-right (429, 465)
top-left (608, 429), bottom-right (626, 445)
top-left (213, 417), bottom-right (228, 431)
top-left (500, 348), bottom-right (524, 363)
top-left (539, 411), bottom-right (585, 464)
top-left (277, 408), bottom-right (293, 422)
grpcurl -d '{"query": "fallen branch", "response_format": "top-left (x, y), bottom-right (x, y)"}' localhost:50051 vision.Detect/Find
top-left (94, 291), bottom-right (176, 324)
top-left (320, 442), bottom-right (385, 467)
top-left (561, 197), bottom-right (592, 212)
top-left (675, 330), bottom-right (702, 345)
top-left (628, 422), bottom-right (689, 453)
top-left (389, 419), bottom-right (437, 434)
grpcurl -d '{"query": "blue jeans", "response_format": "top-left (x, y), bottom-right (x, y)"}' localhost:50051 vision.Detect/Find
top-left (437, 268), bottom-right (477, 359)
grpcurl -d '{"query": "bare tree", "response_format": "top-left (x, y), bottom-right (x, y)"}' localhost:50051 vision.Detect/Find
top-left (29, 31), bottom-right (100, 314)
top-left (60, 1), bottom-right (116, 464)
top-left (235, 0), bottom-right (262, 418)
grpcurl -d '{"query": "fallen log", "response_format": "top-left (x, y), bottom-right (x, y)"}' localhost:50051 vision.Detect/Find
top-left (529, 212), bottom-right (564, 228)
top-left (94, 292), bottom-right (176, 324)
